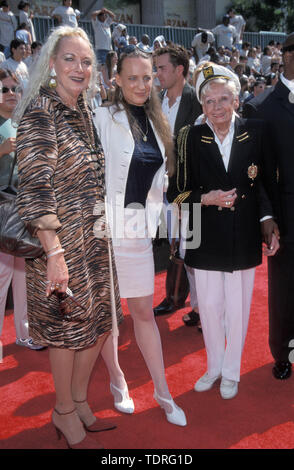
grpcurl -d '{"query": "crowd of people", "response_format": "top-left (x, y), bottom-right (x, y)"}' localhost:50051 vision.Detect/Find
top-left (0, 1), bottom-right (293, 450)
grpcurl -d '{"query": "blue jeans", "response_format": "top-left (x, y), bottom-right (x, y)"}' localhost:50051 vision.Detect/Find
top-left (95, 49), bottom-right (109, 65)
top-left (3, 46), bottom-right (10, 58)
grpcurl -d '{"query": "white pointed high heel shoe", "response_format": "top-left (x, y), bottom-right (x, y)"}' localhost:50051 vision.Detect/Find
top-left (153, 391), bottom-right (187, 427)
top-left (110, 383), bottom-right (135, 414)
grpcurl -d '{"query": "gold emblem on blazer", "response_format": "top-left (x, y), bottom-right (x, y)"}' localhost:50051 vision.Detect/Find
top-left (248, 163), bottom-right (258, 186)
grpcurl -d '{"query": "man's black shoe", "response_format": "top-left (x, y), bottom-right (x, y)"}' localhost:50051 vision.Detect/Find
top-left (154, 298), bottom-right (177, 316)
top-left (272, 361), bottom-right (292, 380)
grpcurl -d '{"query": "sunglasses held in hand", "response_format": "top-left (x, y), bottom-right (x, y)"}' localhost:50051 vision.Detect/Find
top-left (54, 287), bottom-right (86, 320)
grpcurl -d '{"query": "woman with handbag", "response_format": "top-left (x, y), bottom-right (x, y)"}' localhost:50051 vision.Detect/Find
top-left (0, 69), bottom-right (43, 350)
top-left (93, 48), bottom-right (187, 427)
top-left (14, 26), bottom-right (124, 449)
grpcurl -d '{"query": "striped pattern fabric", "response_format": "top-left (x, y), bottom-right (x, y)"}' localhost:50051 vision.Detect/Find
top-left (16, 87), bottom-right (123, 349)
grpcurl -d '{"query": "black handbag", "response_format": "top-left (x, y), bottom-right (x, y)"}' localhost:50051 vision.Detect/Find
top-left (0, 155), bottom-right (43, 259)
top-left (165, 238), bottom-right (189, 308)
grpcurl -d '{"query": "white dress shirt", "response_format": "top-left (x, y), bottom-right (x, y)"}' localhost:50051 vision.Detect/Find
top-left (280, 73), bottom-right (294, 93)
top-left (161, 91), bottom-right (181, 135)
top-left (206, 114), bottom-right (236, 171)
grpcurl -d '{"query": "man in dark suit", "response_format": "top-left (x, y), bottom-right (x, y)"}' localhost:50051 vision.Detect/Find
top-left (243, 32), bottom-right (294, 380)
top-left (153, 45), bottom-right (202, 319)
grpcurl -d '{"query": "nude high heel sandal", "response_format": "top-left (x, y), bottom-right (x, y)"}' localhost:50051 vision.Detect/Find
top-left (110, 383), bottom-right (135, 414)
top-left (73, 399), bottom-right (117, 432)
top-left (153, 391), bottom-right (187, 427)
top-left (52, 408), bottom-right (104, 449)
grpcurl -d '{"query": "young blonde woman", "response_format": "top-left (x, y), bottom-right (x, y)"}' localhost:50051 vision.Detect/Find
top-left (93, 49), bottom-right (187, 427)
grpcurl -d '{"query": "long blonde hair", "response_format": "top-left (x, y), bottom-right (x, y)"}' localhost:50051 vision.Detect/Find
top-left (111, 49), bottom-right (175, 176)
top-left (13, 26), bottom-right (97, 125)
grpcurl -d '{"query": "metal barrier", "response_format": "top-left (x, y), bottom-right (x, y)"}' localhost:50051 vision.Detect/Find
top-left (32, 16), bottom-right (54, 43)
top-left (30, 16), bottom-right (287, 51)
top-left (243, 31), bottom-right (286, 48)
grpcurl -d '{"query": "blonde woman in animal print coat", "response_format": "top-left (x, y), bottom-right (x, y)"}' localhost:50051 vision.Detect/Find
top-left (15, 26), bottom-right (123, 449)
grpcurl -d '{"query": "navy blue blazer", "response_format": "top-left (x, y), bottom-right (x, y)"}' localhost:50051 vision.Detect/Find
top-left (167, 117), bottom-right (277, 272)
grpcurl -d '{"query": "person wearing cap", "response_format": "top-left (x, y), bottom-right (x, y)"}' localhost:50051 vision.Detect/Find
top-left (243, 33), bottom-right (294, 381)
top-left (212, 15), bottom-right (237, 51)
top-left (191, 30), bottom-right (215, 63)
top-left (112, 24), bottom-right (128, 53)
top-left (91, 7), bottom-right (115, 66)
top-left (167, 62), bottom-right (279, 399)
top-left (152, 35), bottom-right (167, 51)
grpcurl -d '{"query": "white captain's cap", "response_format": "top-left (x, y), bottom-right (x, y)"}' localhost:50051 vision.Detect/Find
top-left (195, 62), bottom-right (241, 102)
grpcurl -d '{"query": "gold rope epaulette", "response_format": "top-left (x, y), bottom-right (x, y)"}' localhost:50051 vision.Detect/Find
top-left (173, 191), bottom-right (192, 206)
top-left (176, 125), bottom-right (191, 193)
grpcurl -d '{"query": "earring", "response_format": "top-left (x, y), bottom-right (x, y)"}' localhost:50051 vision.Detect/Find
top-left (48, 67), bottom-right (57, 89)
top-left (118, 87), bottom-right (123, 101)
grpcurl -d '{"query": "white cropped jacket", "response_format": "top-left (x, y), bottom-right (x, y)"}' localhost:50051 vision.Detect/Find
top-left (93, 105), bottom-right (167, 241)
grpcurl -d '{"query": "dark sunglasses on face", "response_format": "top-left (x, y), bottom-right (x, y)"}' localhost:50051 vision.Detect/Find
top-left (0, 86), bottom-right (18, 94)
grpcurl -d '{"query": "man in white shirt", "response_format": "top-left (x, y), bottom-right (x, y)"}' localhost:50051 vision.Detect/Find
top-left (191, 31), bottom-right (215, 62)
top-left (0, 1), bottom-right (17, 58)
top-left (0, 39), bottom-right (29, 88)
top-left (153, 45), bottom-right (202, 323)
top-left (213, 15), bottom-right (237, 50)
top-left (228, 8), bottom-right (246, 51)
top-left (91, 7), bottom-right (115, 65)
top-left (52, 0), bottom-right (79, 29)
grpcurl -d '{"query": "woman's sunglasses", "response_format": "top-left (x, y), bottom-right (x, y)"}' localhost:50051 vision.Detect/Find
top-left (0, 86), bottom-right (20, 94)
top-left (54, 287), bottom-right (86, 321)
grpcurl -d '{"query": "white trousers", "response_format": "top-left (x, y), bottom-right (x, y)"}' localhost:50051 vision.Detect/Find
top-left (179, 211), bottom-right (198, 310)
top-left (185, 264), bottom-right (198, 310)
top-left (0, 253), bottom-right (28, 339)
top-left (192, 267), bottom-right (256, 382)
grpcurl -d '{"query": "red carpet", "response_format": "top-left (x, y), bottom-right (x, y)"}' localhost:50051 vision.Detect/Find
top-left (0, 258), bottom-right (293, 451)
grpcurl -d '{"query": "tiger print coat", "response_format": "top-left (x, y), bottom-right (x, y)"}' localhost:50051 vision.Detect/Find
top-left (16, 87), bottom-right (123, 349)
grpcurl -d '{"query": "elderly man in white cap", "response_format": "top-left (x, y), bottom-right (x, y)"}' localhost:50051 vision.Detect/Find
top-left (167, 62), bottom-right (280, 399)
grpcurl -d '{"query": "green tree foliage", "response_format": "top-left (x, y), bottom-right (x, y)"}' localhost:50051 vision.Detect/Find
top-left (229, 0), bottom-right (294, 33)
